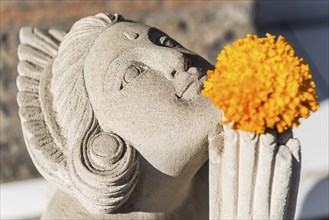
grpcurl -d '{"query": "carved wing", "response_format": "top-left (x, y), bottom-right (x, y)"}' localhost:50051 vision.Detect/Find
top-left (17, 27), bottom-right (70, 188)
top-left (209, 125), bottom-right (301, 219)
top-left (17, 20), bottom-right (140, 214)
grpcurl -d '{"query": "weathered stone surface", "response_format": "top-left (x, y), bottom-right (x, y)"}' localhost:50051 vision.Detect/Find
top-left (17, 13), bottom-right (222, 218)
top-left (16, 9), bottom-right (301, 219)
top-left (1, 1), bottom-right (254, 183)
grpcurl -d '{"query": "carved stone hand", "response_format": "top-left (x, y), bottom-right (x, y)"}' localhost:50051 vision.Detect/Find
top-left (209, 125), bottom-right (301, 219)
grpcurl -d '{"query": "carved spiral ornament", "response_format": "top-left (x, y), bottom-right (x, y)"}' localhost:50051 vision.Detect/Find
top-left (69, 126), bottom-right (140, 213)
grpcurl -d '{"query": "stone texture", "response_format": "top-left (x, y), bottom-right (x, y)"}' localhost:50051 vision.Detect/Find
top-left (1, 1), bottom-right (255, 183)
top-left (16, 10), bottom-right (301, 219)
top-left (17, 15), bottom-right (222, 218)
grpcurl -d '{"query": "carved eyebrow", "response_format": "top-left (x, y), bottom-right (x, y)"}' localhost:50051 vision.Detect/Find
top-left (123, 32), bottom-right (139, 40)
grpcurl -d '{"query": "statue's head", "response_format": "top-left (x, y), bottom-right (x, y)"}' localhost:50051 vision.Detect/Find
top-left (18, 13), bottom-right (221, 214)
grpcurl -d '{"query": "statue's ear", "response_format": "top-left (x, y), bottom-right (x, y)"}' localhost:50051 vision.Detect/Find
top-left (69, 128), bottom-right (140, 213)
top-left (17, 26), bottom-right (69, 188)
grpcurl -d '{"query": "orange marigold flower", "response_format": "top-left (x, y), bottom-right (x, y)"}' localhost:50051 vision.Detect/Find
top-left (202, 34), bottom-right (319, 134)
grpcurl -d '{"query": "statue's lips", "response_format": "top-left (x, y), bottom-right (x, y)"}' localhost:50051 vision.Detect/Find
top-left (176, 72), bottom-right (207, 98)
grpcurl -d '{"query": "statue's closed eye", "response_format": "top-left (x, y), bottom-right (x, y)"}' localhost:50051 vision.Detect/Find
top-left (157, 36), bottom-right (181, 49)
top-left (120, 63), bottom-right (149, 90)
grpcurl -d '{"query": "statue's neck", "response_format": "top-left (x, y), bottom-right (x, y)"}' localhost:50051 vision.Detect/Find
top-left (42, 188), bottom-right (169, 220)
top-left (42, 163), bottom-right (209, 220)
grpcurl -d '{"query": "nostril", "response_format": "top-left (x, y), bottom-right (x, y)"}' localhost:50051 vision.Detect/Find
top-left (185, 58), bottom-right (192, 71)
top-left (171, 70), bottom-right (177, 78)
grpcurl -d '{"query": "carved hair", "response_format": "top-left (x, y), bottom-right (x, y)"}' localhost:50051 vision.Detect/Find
top-left (51, 13), bottom-right (123, 148)
top-left (17, 13), bottom-right (139, 214)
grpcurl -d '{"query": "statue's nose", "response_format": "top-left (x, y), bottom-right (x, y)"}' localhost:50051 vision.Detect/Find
top-left (145, 47), bottom-right (191, 80)
top-left (136, 46), bottom-right (202, 97)
top-left (147, 48), bottom-right (196, 96)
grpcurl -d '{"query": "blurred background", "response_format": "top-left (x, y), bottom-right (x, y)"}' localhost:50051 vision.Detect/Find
top-left (0, 0), bottom-right (328, 219)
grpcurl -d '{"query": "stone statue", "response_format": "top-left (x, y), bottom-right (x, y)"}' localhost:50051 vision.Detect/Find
top-left (17, 13), bottom-right (301, 219)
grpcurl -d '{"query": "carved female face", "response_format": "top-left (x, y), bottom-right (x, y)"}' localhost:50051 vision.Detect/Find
top-left (84, 22), bottom-right (221, 177)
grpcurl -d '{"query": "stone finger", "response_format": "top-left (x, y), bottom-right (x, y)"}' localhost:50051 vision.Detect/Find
top-left (237, 131), bottom-right (258, 219)
top-left (253, 130), bottom-right (277, 219)
top-left (220, 125), bottom-right (239, 219)
top-left (270, 146), bottom-right (293, 219)
top-left (285, 138), bottom-right (301, 219)
top-left (209, 131), bottom-right (224, 219)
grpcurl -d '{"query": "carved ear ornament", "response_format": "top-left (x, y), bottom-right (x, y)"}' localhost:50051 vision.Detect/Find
top-left (69, 127), bottom-right (140, 213)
